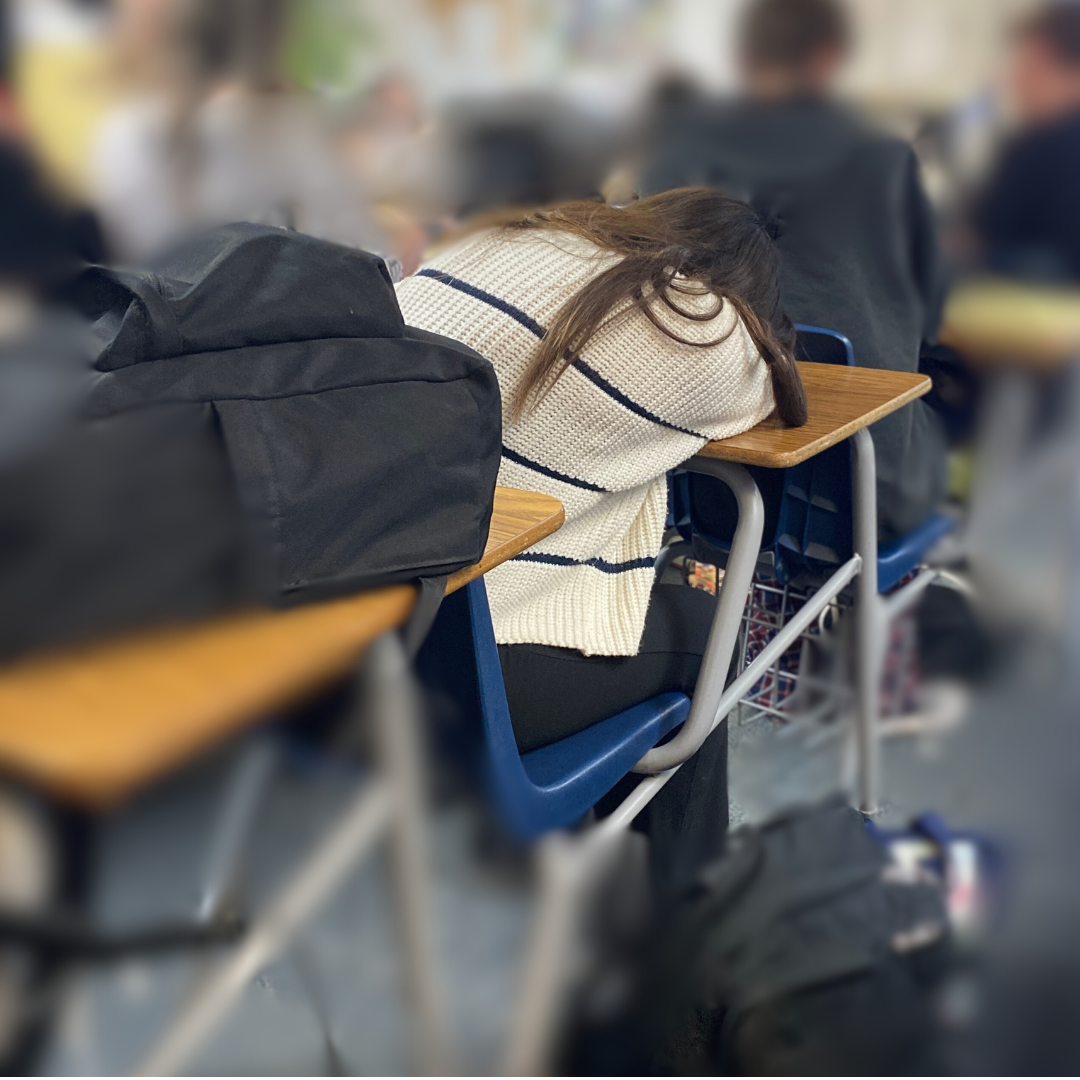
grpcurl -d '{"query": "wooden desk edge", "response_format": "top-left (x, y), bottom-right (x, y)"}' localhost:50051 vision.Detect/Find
top-left (446, 503), bottom-right (565, 593)
top-left (0, 489), bottom-right (565, 809)
top-left (31, 585), bottom-right (419, 810)
top-left (697, 372), bottom-right (931, 468)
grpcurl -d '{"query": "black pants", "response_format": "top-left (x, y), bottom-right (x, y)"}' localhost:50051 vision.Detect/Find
top-left (499, 583), bottom-right (728, 895)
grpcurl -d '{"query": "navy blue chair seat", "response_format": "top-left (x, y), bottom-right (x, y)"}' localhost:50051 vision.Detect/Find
top-left (877, 512), bottom-right (954, 593)
top-left (465, 577), bottom-right (687, 839)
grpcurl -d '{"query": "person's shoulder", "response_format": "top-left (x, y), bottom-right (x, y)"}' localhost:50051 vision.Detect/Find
top-left (680, 96), bottom-right (760, 139)
top-left (818, 103), bottom-right (910, 159)
top-left (684, 97), bottom-right (884, 169)
top-left (526, 227), bottom-right (615, 264)
top-left (826, 112), bottom-right (922, 184)
top-left (1006, 111), bottom-right (1080, 162)
top-left (435, 224), bottom-right (616, 270)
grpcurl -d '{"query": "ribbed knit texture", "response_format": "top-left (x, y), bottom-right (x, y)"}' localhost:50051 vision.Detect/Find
top-left (395, 228), bottom-right (776, 655)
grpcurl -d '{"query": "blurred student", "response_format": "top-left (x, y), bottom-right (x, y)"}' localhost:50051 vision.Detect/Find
top-left (398, 188), bottom-right (806, 890)
top-left (641, 0), bottom-right (947, 541)
top-left (0, 31), bottom-right (104, 294)
top-left (976, 4), bottom-right (1080, 282)
top-left (92, 0), bottom-right (385, 265)
top-left (340, 72), bottom-right (432, 276)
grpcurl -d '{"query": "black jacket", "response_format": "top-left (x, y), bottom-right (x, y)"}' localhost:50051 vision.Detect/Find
top-left (641, 97), bottom-right (947, 539)
top-left (977, 109), bottom-right (1080, 282)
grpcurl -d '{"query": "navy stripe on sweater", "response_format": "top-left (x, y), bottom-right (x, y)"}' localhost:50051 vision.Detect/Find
top-left (569, 357), bottom-right (706, 439)
top-left (501, 445), bottom-right (608, 493)
top-left (417, 266), bottom-right (707, 439)
top-left (416, 268), bottom-right (546, 338)
top-left (510, 551), bottom-right (656, 574)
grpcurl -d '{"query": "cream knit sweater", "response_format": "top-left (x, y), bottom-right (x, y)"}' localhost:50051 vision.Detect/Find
top-left (395, 228), bottom-right (775, 656)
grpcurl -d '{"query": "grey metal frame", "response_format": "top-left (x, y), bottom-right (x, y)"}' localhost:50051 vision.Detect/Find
top-left (851, 427), bottom-right (881, 813)
top-left (197, 738), bottom-right (278, 925)
top-left (634, 458), bottom-right (765, 773)
top-left (501, 432), bottom-right (885, 1073)
top-left (731, 576), bottom-right (845, 727)
top-left (136, 631), bottom-right (450, 1077)
top-left (631, 436), bottom-right (879, 812)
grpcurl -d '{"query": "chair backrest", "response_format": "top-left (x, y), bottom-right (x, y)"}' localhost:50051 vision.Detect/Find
top-left (417, 578), bottom-right (690, 839)
top-left (415, 578), bottom-right (557, 837)
top-left (462, 577), bottom-right (551, 836)
top-left (770, 326), bottom-right (857, 575)
top-left (794, 324), bottom-right (855, 368)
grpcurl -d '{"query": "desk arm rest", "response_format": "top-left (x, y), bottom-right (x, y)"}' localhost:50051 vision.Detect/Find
top-left (634, 456), bottom-right (764, 774)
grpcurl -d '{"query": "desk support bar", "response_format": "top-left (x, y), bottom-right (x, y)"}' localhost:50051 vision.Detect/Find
top-left (852, 427), bottom-right (881, 813)
top-left (626, 553), bottom-right (861, 781)
top-left (198, 737), bottom-right (277, 924)
top-left (634, 456), bottom-right (764, 774)
top-left (136, 780), bottom-right (392, 1077)
top-left (882, 566), bottom-right (940, 623)
top-left (367, 632), bottom-right (454, 1075)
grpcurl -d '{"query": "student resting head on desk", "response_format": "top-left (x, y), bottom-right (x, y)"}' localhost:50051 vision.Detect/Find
top-left (396, 187), bottom-right (806, 887)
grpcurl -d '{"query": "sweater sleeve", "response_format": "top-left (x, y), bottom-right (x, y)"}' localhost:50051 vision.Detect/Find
top-left (502, 281), bottom-right (778, 498)
top-left (399, 231), bottom-right (777, 495)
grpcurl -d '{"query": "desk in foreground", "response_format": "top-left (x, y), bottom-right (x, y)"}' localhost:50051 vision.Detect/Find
top-left (0, 486), bottom-right (564, 808)
top-left (697, 361), bottom-right (931, 468)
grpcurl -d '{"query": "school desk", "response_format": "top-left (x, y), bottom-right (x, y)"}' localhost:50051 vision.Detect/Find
top-left (940, 277), bottom-right (1080, 372)
top-left (940, 278), bottom-right (1080, 638)
top-left (0, 484), bottom-right (562, 1075)
top-left (634, 362), bottom-right (932, 821)
top-left (0, 485), bottom-right (564, 810)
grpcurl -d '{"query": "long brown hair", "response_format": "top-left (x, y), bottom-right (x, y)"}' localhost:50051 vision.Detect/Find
top-left (504, 187), bottom-right (807, 427)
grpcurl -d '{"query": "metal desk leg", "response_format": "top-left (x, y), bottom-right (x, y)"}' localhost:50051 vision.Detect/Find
top-left (136, 784), bottom-right (393, 1076)
top-left (136, 631), bottom-right (448, 1076)
top-left (198, 737), bottom-right (278, 924)
top-left (365, 632), bottom-right (453, 1076)
top-left (634, 457), bottom-right (764, 774)
top-left (501, 824), bottom-right (630, 1076)
top-left (852, 427), bottom-right (881, 813)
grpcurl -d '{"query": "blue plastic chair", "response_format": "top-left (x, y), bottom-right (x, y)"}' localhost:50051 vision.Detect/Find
top-left (678, 324), bottom-right (954, 593)
top-left (461, 577), bottom-right (687, 839)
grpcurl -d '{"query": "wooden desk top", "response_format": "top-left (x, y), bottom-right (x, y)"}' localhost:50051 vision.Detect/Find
top-left (940, 278), bottom-right (1080, 370)
top-left (446, 486), bottom-right (564, 593)
top-left (697, 361), bottom-right (930, 469)
top-left (0, 486), bottom-right (564, 808)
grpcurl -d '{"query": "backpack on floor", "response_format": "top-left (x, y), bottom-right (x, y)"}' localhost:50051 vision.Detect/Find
top-left (651, 797), bottom-right (953, 1075)
top-left (564, 797), bottom-right (955, 1076)
top-left (78, 223), bottom-right (502, 606)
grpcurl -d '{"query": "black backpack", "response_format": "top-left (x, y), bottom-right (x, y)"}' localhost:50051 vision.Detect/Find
top-left (79, 223), bottom-right (502, 607)
top-left (563, 798), bottom-right (953, 1076)
top-left (0, 318), bottom-right (261, 658)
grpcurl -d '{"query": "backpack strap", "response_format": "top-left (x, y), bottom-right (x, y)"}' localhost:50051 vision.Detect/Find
top-left (401, 574), bottom-right (448, 659)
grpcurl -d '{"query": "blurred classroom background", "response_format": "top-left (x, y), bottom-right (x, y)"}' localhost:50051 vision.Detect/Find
top-left (4, 0), bottom-right (1045, 272)
top-left (4, 0), bottom-right (1080, 1074)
